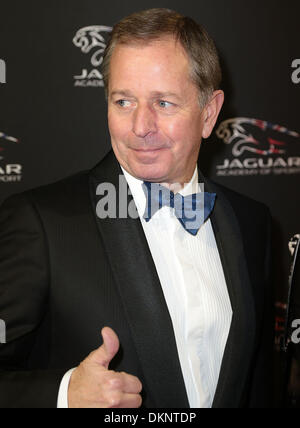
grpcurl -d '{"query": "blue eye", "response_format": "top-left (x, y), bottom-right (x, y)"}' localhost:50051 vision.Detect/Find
top-left (117, 100), bottom-right (131, 107)
top-left (159, 101), bottom-right (172, 108)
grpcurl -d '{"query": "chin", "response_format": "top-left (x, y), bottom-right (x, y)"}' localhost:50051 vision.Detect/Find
top-left (131, 163), bottom-right (170, 183)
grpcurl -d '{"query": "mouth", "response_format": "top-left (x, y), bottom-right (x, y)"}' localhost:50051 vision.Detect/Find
top-left (131, 147), bottom-right (167, 164)
top-left (132, 147), bottom-right (166, 153)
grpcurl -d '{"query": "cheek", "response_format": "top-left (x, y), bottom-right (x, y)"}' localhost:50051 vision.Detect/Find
top-left (108, 111), bottom-right (131, 144)
top-left (162, 118), bottom-right (198, 156)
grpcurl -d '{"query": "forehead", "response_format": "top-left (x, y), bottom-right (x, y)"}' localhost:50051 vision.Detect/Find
top-left (108, 37), bottom-right (192, 92)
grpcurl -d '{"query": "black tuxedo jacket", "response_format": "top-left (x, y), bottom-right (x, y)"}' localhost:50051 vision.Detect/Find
top-left (0, 150), bottom-right (273, 408)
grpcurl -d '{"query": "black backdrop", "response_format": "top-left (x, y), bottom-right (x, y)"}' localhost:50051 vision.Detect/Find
top-left (1, 0), bottom-right (299, 407)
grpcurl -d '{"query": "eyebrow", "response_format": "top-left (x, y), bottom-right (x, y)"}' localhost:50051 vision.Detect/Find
top-left (110, 90), bottom-right (134, 98)
top-left (150, 91), bottom-right (181, 100)
top-left (110, 90), bottom-right (181, 100)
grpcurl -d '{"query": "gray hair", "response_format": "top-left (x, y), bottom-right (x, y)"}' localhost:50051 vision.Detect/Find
top-left (102, 8), bottom-right (222, 108)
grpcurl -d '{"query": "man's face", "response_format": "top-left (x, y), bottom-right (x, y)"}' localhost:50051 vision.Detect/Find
top-left (108, 37), bottom-right (219, 184)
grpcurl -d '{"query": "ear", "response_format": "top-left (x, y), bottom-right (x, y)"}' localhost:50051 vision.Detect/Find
top-left (201, 90), bottom-right (224, 139)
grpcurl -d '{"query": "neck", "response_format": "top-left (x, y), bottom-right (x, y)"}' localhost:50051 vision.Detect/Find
top-left (159, 167), bottom-right (197, 194)
top-left (161, 181), bottom-right (185, 194)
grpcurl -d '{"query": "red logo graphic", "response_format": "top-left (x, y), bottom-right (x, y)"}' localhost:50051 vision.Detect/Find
top-left (216, 118), bottom-right (299, 157)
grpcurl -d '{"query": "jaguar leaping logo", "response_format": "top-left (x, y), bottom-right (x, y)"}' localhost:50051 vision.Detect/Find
top-left (73, 25), bottom-right (112, 67)
top-left (216, 118), bottom-right (300, 157)
top-left (0, 132), bottom-right (19, 160)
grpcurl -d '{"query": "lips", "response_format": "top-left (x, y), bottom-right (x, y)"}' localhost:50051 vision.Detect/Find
top-left (132, 147), bottom-right (166, 152)
top-left (131, 147), bottom-right (167, 164)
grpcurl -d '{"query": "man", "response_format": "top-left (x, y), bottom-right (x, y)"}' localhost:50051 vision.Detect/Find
top-left (0, 9), bottom-right (273, 408)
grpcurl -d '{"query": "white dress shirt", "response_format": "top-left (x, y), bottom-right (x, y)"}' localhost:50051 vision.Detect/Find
top-left (57, 165), bottom-right (232, 408)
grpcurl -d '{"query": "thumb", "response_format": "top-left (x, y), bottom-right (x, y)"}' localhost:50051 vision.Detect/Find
top-left (89, 327), bottom-right (120, 369)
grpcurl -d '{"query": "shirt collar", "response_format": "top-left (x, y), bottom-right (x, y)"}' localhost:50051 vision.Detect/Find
top-left (120, 164), bottom-right (199, 218)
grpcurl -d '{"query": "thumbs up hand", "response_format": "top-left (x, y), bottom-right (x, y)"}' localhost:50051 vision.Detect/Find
top-left (68, 327), bottom-right (143, 408)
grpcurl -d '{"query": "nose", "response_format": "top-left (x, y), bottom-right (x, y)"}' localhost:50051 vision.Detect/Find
top-left (132, 104), bottom-right (157, 138)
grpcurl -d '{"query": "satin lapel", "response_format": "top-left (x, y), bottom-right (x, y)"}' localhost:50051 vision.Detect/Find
top-left (89, 151), bottom-right (189, 408)
top-left (200, 173), bottom-right (256, 408)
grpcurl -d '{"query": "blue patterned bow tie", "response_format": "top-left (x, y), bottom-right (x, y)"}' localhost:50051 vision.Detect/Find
top-left (142, 181), bottom-right (216, 236)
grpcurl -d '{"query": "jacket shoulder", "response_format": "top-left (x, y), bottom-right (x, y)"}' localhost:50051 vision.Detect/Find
top-left (207, 178), bottom-right (271, 222)
top-left (0, 169), bottom-right (92, 219)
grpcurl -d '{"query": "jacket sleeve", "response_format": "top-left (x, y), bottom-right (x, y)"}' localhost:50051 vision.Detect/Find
top-left (0, 193), bottom-right (65, 408)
